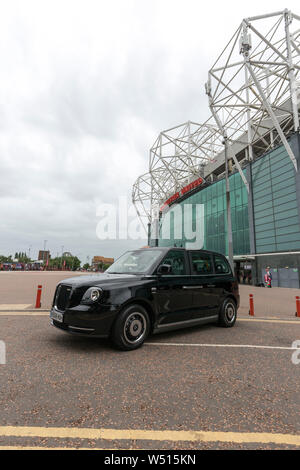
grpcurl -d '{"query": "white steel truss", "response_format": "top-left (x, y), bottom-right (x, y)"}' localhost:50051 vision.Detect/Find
top-left (206, 9), bottom-right (300, 170)
top-left (133, 9), bottom-right (300, 230)
top-left (132, 120), bottom-right (223, 225)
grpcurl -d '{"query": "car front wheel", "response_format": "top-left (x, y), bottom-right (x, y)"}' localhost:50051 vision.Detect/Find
top-left (218, 298), bottom-right (237, 327)
top-left (111, 304), bottom-right (150, 351)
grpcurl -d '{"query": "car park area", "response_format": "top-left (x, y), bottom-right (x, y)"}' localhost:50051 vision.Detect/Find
top-left (0, 271), bottom-right (300, 450)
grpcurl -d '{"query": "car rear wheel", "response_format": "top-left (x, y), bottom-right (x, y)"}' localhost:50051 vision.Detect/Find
top-left (111, 304), bottom-right (150, 350)
top-left (218, 298), bottom-right (237, 327)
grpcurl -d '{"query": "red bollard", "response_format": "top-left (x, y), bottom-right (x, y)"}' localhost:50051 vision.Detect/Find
top-left (249, 294), bottom-right (254, 316)
top-left (295, 296), bottom-right (300, 318)
top-left (35, 285), bottom-right (42, 309)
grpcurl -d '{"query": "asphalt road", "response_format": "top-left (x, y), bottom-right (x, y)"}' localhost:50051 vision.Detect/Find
top-left (0, 313), bottom-right (299, 449)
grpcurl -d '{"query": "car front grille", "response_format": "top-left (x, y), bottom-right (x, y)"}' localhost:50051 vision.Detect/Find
top-left (68, 286), bottom-right (89, 308)
top-left (55, 284), bottom-right (72, 311)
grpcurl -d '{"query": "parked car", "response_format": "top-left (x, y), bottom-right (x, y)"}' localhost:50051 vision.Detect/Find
top-left (50, 247), bottom-right (239, 350)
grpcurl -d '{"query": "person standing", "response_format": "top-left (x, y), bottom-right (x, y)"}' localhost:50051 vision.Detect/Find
top-left (264, 268), bottom-right (272, 288)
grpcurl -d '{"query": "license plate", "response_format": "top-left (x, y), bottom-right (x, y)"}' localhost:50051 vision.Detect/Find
top-left (50, 309), bottom-right (64, 323)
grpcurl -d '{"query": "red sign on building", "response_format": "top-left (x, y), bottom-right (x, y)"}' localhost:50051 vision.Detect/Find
top-left (160, 177), bottom-right (204, 212)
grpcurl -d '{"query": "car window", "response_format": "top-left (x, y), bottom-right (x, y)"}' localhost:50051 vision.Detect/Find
top-left (214, 255), bottom-right (231, 274)
top-left (161, 250), bottom-right (187, 275)
top-left (106, 249), bottom-right (164, 274)
top-left (190, 252), bottom-right (213, 275)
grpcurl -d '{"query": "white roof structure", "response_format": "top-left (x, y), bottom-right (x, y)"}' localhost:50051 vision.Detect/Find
top-left (133, 9), bottom-right (300, 230)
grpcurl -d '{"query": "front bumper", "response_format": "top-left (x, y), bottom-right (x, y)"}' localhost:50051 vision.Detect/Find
top-left (50, 303), bottom-right (119, 338)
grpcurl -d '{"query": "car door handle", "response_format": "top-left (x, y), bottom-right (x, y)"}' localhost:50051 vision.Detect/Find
top-left (183, 285), bottom-right (203, 289)
top-left (207, 284), bottom-right (216, 288)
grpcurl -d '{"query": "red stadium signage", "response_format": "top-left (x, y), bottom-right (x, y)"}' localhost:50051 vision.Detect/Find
top-left (160, 177), bottom-right (204, 212)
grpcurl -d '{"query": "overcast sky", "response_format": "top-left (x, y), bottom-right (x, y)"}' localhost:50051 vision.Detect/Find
top-left (0, 0), bottom-right (299, 263)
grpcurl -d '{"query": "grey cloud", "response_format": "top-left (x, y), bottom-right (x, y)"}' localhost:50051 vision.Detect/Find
top-left (1, 0), bottom-right (293, 262)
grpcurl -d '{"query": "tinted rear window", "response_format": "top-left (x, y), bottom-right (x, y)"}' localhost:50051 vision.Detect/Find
top-left (190, 252), bottom-right (213, 274)
top-left (214, 255), bottom-right (231, 274)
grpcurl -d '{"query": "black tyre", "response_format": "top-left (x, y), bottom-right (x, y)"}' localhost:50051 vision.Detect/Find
top-left (218, 298), bottom-right (237, 327)
top-left (111, 304), bottom-right (150, 351)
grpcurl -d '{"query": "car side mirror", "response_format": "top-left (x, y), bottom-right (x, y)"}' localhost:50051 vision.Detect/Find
top-left (157, 264), bottom-right (172, 275)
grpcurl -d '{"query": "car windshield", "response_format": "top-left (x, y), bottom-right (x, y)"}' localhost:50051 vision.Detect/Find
top-left (106, 249), bottom-right (164, 274)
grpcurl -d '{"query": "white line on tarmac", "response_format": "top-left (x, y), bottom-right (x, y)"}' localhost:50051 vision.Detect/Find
top-left (145, 342), bottom-right (299, 351)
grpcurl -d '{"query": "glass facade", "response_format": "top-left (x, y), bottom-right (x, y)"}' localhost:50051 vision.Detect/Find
top-left (158, 134), bottom-right (300, 259)
top-left (159, 169), bottom-right (250, 256)
top-left (252, 144), bottom-right (300, 253)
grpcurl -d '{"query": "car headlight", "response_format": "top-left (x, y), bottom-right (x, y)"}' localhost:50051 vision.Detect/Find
top-left (90, 288), bottom-right (101, 302)
top-left (81, 287), bottom-right (103, 304)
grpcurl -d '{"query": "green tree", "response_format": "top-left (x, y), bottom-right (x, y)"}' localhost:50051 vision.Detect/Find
top-left (49, 255), bottom-right (81, 271)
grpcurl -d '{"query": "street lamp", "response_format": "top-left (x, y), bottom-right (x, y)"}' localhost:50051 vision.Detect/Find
top-left (61, 245), bottom-right (64, 270)
top-left (43, 240), bottom-right (47, 268)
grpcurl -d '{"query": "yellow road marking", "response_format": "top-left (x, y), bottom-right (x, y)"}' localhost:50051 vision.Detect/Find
top-left (0, 426), bottom-right (299, 446)
top-left (238, 318), bottom-right (300, 325)
top-left (0, 446), bottom-right (126, 450)
top-left (0, 312), bottom-right (48, 316)
top-left (0, 304), bottom-right (32, 311)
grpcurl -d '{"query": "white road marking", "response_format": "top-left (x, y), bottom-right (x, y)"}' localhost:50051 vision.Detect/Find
top-left (146, 342), bottom-right (299, 351)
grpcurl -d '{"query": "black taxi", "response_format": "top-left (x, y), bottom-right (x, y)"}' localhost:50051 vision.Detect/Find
top-left (50, 248), bottom-right (239, 350)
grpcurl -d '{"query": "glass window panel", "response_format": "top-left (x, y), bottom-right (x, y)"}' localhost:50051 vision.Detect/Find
top-left (190, 252), bottom-right (213, 275)
top-left (276, 225), bottom-right (300, 236)
top-left (256, 237), bottom-right (276, 246)
top-left (211, 199), bottom-right (218, 213)
top-left (256, 230), bottom-right (276, 240)
top-left (214, 254), bottom-right (230, 274)
top-left (274, 208), bottom-right (298, 221)
top-left (275, 216), bottom-right (299, 229)
top-left (272, 172), bottom-right (295, 187)
top-left (162, 250), bottom-right (187, 275)
top-left (218, 212), bottom-right (225, 233)
top-left (276, 241), bottom-right (300, 251)
top-left (271, 165), bottom-right (294, 179)
top-left (273, 193), bottom-right (296, 206)
top-left (235, 187), bottom-right (242, 207)
top-left (254, 192), bottom-right (273, 205)
top-left (242, 187), bottom-right (248, 205)
top-left (271, 176), bottom-right (295, 192)
top-left (276, 233), bottom-right (300, 243)
top-left (243, 206), bottom-right (249, 228)
top-left (206, 199), bottom-right (212, 215)
top-left (254, 200), bottom-right (273, 212)
top-left (256, 244), bottom-right (276, 253)
top-left (254, 214), bottom-right (274, 225)
top-left (256, 222), bottom-right (275, 232)
top-left (273, 200), bottom-right (297, 213)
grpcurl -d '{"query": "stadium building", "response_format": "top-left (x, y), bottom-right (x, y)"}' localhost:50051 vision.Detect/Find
top-left (133, 10), bottom-right (300, 288)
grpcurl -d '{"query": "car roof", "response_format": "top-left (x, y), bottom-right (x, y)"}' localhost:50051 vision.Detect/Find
top-left (136, 247), bottom-right (226, 256)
